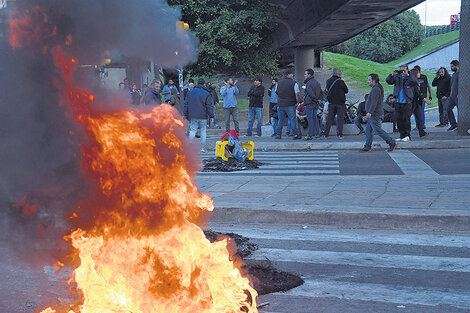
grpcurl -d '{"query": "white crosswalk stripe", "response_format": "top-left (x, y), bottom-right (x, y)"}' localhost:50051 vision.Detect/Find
top-left (199, 151), bottom-right (340, 176)
top-left (209, 224), bottom-right (470, 312)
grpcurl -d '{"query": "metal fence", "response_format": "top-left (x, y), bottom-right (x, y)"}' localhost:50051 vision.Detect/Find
top-left (425, 23), bottom-right (461, 38)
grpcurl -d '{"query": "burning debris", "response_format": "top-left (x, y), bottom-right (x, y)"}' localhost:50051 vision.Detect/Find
top-left (202, 158), bottom-right (264, 172)
top-left (2, 1), bottom-right (258, 312)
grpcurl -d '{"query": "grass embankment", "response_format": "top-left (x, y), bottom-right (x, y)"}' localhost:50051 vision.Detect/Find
top-left (324, 31), bottom-right (460, 108)
top-left (390, 31), bottom-right (460, 66)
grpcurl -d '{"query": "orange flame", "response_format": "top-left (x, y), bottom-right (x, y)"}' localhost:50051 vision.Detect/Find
top-left (10, 6), bottom-right (257, 313)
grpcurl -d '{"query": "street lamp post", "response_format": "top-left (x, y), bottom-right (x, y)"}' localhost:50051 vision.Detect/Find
top-left (458, 0), bottom-right (470, 135)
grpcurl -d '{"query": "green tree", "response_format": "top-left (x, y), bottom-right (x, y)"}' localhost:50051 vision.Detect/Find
top-left (168, 0), bottom-right (279, 76)
top-left (340, 10), bottom-right (424, 63)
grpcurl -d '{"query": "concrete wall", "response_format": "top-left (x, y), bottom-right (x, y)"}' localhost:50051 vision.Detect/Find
top-left (408, 41), bottom-right (460, 72)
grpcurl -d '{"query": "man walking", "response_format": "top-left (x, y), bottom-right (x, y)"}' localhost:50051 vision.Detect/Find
top-left (432, 67), bottom-right (451, 127)
top-left (275, 69), bottom-right (301, 140)
top-left (360, 74), bottom-right (397, 152)
top-left (386, 65), bottom-right (417, 141)
top-left (447, 60), bottom-right (459, 131)
top-left (184, 78), bottom-right (214, 153)
top-left (246, 77), bottom-right (265, 136)
top-left (303, 68), bottom-right (322, 140)
top-left (324, 68), bottom-right (349, 139)
top-left (220, 77), bottom-right (240, 135)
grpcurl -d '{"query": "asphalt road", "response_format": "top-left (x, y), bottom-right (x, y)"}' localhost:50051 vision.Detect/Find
top-left (340, 148), bottom-right (470, 175)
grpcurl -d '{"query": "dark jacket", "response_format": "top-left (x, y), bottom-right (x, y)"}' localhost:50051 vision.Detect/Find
top-left (325, 75), bottom-right (348, 105)
top-left (450, 71), bottom-right (459, 101)
top-left (416, 74), bottom-right (430, 99)
top-left (248, 85), bottom-right (265, 108)
top-left (304, 76), bottom-right (322, 106)
top-left (383, 94), bottom-right (396, 113)
top-left (276, 77), bottom-right (297, 107)
top-left (144, 89), bottom-right (162, 105)
top-left (183, 85), bottom-right (214, 120)
top-left (269, 104), bottom-right (278, 119)
top-left (432, 74), bottom-right (451, 99)
top-left (365, 83), bottom-right (384, 117)
top-left (356, 101), bottom-right (366, 118)
top-left (386, 73), bottom-right (418, 104)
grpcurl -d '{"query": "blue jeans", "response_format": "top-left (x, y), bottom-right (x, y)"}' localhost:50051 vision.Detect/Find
top-left (207, 111), bottom-right (218, 127)
top-left (277, 106), bottom-right (297, 136)
top-left (364, 116), bottom-right (394, 149)
top-left (305, 104), bottom-right (320, 137)
top-left (189, 119), bottom-right (207, 149)
top-left (247, 107), bottom-right (263, 135)
top-left (270, 117), bottom-right (278, 134)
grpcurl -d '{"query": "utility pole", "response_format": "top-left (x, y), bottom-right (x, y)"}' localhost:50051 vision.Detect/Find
top-left (458, 0), bottom-right (470, 135)
top-left (424, 0), bottom-right (428, 36)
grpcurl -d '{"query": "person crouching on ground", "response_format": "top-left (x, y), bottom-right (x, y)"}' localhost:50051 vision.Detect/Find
top-left (360, 74), bottom-right (397, 153)
top-left (383, 94), bottom-right (398, 132)
top-left (246, 77), bottom-right (265, 136)
top-left (354, 94), bottom-right (368, 135)
top-left (184, 78), bottom-right (214, 153)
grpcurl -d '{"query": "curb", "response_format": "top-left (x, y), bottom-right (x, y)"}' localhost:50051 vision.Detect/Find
top-left (205, 139), bottom-right (470, 151)
top-left (211, 207), bottom-right (470, 233)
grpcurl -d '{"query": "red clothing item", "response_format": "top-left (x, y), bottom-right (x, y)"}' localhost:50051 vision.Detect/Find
top-left (220, 129), bottom-right (239, 141)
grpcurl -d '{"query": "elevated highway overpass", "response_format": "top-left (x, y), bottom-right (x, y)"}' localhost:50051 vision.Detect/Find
top-left (270, 0), bottom-right (424, 78)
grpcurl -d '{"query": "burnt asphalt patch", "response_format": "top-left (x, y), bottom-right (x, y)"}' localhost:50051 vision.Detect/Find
top-left (204, 231), bottom-right (304, 295)
top-left (202, 158), bottom-right (264, 172)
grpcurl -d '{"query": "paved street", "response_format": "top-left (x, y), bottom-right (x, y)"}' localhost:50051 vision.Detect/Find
top-left (198, 147), bottom-right (470, 312)
top-left (199, 148), bottom-right (470, 176)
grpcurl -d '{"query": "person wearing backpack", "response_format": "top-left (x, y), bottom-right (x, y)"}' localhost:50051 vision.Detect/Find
top-left (323, 68), bottom-right (349, 139)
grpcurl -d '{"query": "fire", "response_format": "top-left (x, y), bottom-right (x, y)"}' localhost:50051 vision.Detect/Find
top-left (9, 6), bottom-right (257, 313)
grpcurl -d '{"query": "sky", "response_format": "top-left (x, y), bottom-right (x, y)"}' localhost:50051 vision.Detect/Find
top-left (411, 0), bottom-right (461, 26)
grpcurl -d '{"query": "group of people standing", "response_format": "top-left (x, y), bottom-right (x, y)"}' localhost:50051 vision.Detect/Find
top-left (120, 77), bottom-right (181, 108)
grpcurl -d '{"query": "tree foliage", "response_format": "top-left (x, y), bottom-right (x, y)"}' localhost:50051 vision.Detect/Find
top-left (168, 0), bottom-right (279, 76)
top-left (329, 10), bottom-right (424, 64)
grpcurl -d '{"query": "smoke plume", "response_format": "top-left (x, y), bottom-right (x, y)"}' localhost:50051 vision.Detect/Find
top-left (0, 0), bottom-right (198, 266)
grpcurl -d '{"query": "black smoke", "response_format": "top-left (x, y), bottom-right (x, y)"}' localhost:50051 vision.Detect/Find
top-left (0, 0), bottom-right (198, 267)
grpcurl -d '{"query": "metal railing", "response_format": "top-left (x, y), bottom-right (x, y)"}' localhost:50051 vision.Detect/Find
top-left (425, 22), bottom-right (460, 38)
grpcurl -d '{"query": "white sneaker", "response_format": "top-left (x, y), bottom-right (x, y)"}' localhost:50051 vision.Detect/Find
top-left (401, 136), bottom-right (411, 142)
top-left (200, 148), bottom-right (207, 153)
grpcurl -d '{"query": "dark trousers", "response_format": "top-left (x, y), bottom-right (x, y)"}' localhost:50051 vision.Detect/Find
top-left (438, 98), bottom-right (449, 125)
top-left (364, 116), bottom-right (394, 149)
top-left (223, 107), bottom-right (239, 134)
top-left (447, 97), bottom-right (458, 127)
top-left (305, 104), bottom-right (321, 137)
top-left (324, 103), bottom-right (345, 136)
top-left (396, 102), bottom-right (412, 139)
top-left (383, 111), bottom-right (397, 129)
top-left (411, 101), bottom-right (427, 137)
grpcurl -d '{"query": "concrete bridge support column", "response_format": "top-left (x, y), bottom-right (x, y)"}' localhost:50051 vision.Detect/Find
top-left (294, 47), bottom-right (322, 85)
top-left (458, 0), bottom-right (470, 135)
